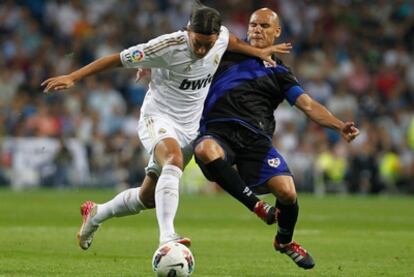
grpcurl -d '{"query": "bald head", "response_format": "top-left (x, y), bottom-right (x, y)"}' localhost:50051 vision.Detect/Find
top-left (247, 8), bottom-right (281, 48)
top-left (251, 8), bottom-right (280, 27)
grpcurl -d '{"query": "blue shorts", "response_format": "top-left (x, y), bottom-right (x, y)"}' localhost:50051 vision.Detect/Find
top-left (195, 122), bottom-right (292, 194)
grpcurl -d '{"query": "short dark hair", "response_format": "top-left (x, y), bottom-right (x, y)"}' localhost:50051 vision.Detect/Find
top-left (188, 1), bottom-right (221, 35)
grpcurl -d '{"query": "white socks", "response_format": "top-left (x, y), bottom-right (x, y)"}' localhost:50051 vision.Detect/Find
top-left (155, 165), bottom-right (182, 242)
top-left (89, 165), bottom-right (182, 244)
top-left (93, 187), bottom-right (146, 225)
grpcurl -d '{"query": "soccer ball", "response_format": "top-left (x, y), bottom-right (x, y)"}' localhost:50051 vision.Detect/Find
top-left (152, 242), bottom-right (195, 277)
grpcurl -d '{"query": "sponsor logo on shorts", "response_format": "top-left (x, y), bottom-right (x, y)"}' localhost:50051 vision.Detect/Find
top-left (158, 128), bottom-right (167, 134)
top-left (268, 157), bottom-right (280, 168)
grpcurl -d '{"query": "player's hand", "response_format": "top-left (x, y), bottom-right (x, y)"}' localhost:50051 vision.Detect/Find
top-left (41, 75), bottom-right (75, 93)
top-left (260, 42), bottom-right (292, 66)
top-left (341, 121), bottom-right (360, 142)
top-left (272, 42), bottom-right (292, 54)
top-left (135, 68), bottom-right (151, 83)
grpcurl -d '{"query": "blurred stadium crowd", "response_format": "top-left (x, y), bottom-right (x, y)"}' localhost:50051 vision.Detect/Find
top-left (0, 0), bottom-right (413, 194)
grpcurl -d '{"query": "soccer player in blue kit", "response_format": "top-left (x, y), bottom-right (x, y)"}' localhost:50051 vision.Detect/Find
top-left (194, 8), bottom-right (360, 269)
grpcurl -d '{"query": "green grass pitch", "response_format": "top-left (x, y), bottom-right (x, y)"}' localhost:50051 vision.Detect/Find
top-left (0, 189), bottom-right (413, 276)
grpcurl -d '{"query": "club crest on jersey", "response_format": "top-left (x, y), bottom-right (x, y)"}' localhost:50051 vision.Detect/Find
top-left (263, 60), bottom-right (276, 68)
top-left (184, 64), bottom-right (192, 72)
top-left (179, 74), bottom-right (214, 90)
top-left (268, 157), bottom-right (280, 168)
top-left (158, 128), bottom-right (167, 134)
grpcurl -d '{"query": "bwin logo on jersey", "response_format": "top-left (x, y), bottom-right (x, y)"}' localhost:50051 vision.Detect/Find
top-left (179, 74), bottom-right (214, 90)
top-left (268, 157), bottom-right (281, 168)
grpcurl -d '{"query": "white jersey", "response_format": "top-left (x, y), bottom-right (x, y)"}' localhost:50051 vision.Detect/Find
top-left (120, 26), bottom-right (230, 140)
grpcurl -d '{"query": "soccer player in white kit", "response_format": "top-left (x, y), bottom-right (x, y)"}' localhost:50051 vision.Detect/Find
top-left (42, 2), bottom-right (292, 250)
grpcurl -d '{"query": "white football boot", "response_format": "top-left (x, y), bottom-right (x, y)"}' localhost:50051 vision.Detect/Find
top-left (77, 201), bottom-right (100, 250)
top-left (160, 233), bottom-right (191, 247)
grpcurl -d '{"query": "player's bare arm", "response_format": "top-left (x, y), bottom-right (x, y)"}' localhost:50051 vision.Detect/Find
top-left (135, 41), bottom-right (292, 81)
top-left (227, 34), bottom-right (291, 65)
top-left (41, 53), bottom-right (122, 92)
top-left (295, 93), bottom-right (360, 142)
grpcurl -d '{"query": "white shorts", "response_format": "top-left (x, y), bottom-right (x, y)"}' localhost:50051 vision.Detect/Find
top-left (137, 115), bottom-right (195, 177)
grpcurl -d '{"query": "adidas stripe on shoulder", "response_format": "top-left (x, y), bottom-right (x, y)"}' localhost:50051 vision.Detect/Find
top-left (120, 32), bottom-right (187, 68)
top-left (144, 36), bottom-right (186, 56)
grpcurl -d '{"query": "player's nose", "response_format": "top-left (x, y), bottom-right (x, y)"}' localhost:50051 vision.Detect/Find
top-left (195, 47), bottom-right (207, 57)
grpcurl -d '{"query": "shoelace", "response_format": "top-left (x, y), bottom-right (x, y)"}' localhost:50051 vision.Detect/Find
top-left (287, 242), bottom-right (307, 257)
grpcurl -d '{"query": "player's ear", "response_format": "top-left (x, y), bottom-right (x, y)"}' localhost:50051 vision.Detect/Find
top-left (274, 26), bottom-right (281, 38)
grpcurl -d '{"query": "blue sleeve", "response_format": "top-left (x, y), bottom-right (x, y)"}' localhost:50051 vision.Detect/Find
top-left (285, 85), bottom-right (304, 105)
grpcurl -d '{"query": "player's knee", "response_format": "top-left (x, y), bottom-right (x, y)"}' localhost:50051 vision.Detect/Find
top-left (268, 176), bottom-right (297, 204)
top-left (194, 139), bottom-right (223, 163)
top-left (194, 143), bottom-right (209, 163)
top-left (157, 147), bottom-right (183, 169)
top-left (155, 139), bottom-right (184, 169)
top-left (163, 152), bottom-right (184, 169)
top-left (277, 187), bottom-right (297, 204)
